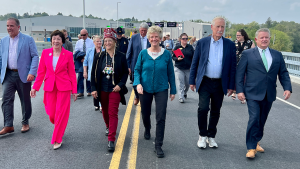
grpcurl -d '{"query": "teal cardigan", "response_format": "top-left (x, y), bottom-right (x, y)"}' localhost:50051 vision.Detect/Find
top-left (133, 49), bottom-right (176, 95)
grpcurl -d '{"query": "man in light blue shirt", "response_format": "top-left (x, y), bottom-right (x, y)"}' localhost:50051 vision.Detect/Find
top-left (204, 37), bottom-right (223, 78)
top-left (164, 34), bottom-right (174, 52)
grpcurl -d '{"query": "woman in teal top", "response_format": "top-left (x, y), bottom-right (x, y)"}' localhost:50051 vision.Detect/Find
top-left (133, 25), bottom-right (176, 158)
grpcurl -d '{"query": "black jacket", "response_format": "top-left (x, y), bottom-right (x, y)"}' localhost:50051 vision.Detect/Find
top-left (172, 44), bottom-right (194, 70)
top-left (116, 37), bottom-right (129, 55)
top-left (91, 50), bottom-right (129, 105)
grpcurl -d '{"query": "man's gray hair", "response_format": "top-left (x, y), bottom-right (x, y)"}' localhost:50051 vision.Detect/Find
top-left (255, 28), bottom-right (271, 38)
top-left (7, 18), bottom-right (20, 26)
top-left (211, 16), bottom-right (226, 26)
top-left (139, 22), bottom-right (149, 29)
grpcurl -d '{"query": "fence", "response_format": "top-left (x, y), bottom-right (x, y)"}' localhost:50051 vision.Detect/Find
top-left (282, 52), bottom-right (300, 77)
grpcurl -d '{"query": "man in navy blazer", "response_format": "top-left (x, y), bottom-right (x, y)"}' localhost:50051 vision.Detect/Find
top-left (0, 18), bottom-right (39, 135)
top-left (126, 22), bottom-right (150, 105)
top-left (236, 28), bottom-right (292, 159)
top-left (189, 17), bottom-right (236, 149)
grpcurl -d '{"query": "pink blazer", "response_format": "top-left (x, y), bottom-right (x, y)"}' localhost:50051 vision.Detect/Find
top-left (33, 47), bottom-right (77, 94)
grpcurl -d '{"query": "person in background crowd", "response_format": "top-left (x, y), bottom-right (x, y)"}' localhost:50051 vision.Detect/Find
top-left (74, 29), bottom-right (95, 98)
top-left (236, 28), bottom-right (292, 159)
top-left (61, 29), bottom-right (73, 52)
top-left (164, 34), bottom-right (174, 53)
top-left (61, 29), bottom-right (72, 42)
top-left (174, 36), bottom-right (181, 48)
top-left (132, 30), bottom-right (138, 35)
top-left (172, 33), bottom-right (194, 103)
top-left (83, 35), bottom-right (103, 112)
top-left (160, 36), bottom-right (166, 48)
top-left (91, 28), bottom-right (129, 152)
top-left (78, 34), bottom-right (82, 40)
top-left (31, 30), bottom-right (77, 150)
top-left (189, 16), bottom-right (236, 149)
top-left (115, 27), bottom-right (129, 55)
top-left (134, 26), bottom-right (176, 158)
top-left (189, 36), bottom-right (197, 50)
top-left (0, 18), bottom-right (39, 135)
top-left (126, 22), bottom-right (150, 105)
top-left (231, 29), bottom-right (255, 103)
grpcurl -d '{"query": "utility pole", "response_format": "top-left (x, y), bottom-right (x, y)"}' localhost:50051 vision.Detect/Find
top-left (83, 0), bottom-right (86, 29)
top-left (117, 2), bottom-right (121, 28)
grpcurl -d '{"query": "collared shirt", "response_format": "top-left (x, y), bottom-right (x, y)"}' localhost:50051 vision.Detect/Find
top-left (74, 38), bottom-right (95, 53)
top-left (8, 33), bottom-right (20, 69)
top-left (257, 46), bottom-right (272, 70)
top-left (140, 35), bottom-right (147, 50)
top-left (205, 37), bottom-right (223, 78)
top-left (164, 39), bottom-right (174, 50)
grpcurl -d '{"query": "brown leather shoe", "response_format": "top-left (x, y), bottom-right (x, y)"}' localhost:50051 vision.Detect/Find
top-left (21, 124), bottom-right (30, 133)
top-left (134, 98), bottom-right (139, 105)
top-left (87, 93), bottom-right (92, 96)
top-left (0, 127), bottom-right (14, 135)
top-left (246, 149), bottom-right (257, 159)
top-left (77, 93), bottom-right (84, 98)
top-left (256, 143), bottom-right (265, 153)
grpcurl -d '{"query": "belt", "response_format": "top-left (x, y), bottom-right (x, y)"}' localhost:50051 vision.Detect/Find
top-left (203, 76), bottom-right (221, 81)
top-left (7, 68), bottom-right (18, 72)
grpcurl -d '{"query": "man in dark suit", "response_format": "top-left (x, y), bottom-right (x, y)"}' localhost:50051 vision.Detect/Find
top-left (126, 22), bottom-right (150, 105)
top-left (236, 28), bottom-right (292, 159)
top-left (189, 17), bottom-right (236, 149)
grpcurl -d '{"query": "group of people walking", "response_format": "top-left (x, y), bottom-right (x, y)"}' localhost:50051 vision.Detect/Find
top-left (0, 17), bottom-right (292, 159)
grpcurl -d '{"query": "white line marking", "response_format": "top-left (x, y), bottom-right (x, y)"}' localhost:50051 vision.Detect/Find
top-left (276, 97), bottom-right (300, 110)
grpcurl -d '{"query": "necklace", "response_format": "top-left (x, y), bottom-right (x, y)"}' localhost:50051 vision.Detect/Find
top-left (103, 49), bottom-right (115, 81)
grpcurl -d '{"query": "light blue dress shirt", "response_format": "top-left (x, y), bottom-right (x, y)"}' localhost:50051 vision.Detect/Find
top-left (140, 35), bottom-right (147, 50)
top-left (257, 46), bottom-right (272, 70)
top-left (204, 37), bottom-right (223, 78)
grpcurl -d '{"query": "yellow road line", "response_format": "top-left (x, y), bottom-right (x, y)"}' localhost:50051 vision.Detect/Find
top-left (127, 103), bottom-right (141, 169)
top-left (109, 90), bottom-right (135, 169)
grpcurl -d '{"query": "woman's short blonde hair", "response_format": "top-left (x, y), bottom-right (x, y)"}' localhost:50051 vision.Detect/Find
top-left (93, 35), bottom-right (101, 42)
top-left (147, 26), bottom-right (163, 40)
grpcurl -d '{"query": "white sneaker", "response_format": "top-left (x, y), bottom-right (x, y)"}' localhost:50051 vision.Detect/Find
top-left (197, 136), bottom-right (207, 149)
top-left (206, 137), bottom-right (218, 148)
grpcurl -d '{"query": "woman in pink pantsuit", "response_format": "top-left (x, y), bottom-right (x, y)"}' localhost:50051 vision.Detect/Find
top-left (30, 30), bottom-right (77, 150)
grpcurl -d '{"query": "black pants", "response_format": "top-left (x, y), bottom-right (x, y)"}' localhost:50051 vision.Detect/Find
top-left (139, 89), bottom-right (168, 147)
top-left (93, 97), bottom-right (100, 107)
top-left (246, 94), bottom-right (273, 149)
top-left (197, 77), bottom-right (224, 138)
top-left (2, 70), bottom-right (32, 126)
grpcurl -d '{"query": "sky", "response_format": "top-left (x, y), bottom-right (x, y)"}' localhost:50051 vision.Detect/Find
top-left (0, 0), bottom-right (299, 24)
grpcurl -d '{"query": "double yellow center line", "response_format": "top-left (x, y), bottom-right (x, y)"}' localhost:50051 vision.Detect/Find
top-left (109, 90), bottom-right (141, 169)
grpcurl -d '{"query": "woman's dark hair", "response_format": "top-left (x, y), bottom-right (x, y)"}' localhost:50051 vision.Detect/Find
top-left (179, 33), bottom-right (188, 39)
top-left (50, 30), bottom-right (66, 45)
top-left (237, 29), bottom-right (251, 41)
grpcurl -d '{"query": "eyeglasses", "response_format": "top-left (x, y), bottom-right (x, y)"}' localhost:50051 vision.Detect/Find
top-left (181, 38), bottom-right (188, 40)
top-left (81, 34), bottom-right (86, 36)
top-left (236, 35), bottom-right (242, 37)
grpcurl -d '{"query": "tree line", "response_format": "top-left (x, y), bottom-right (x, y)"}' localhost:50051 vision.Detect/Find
top-left (0, 13), bottom-right (298, 52)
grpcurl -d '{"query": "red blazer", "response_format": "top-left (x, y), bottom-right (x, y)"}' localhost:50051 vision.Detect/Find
top-left (33, 47), bottom-right (77, 94)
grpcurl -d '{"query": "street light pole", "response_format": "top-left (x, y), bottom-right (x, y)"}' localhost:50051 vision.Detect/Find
top-left (117, 2), bottom-right (121, 28)
top-left (83, 0), bottom-right (86, 29)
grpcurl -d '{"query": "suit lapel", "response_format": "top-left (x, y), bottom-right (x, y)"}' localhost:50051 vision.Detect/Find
top-left (222, 37), bottom-right (227, 68)
top-left (205, 37), bottom-right (211, 62)
top-left (268, 48), bottom-right (275, 71)
top-left (253, 47), bottom-right (267, 72)
top-left (17, 32), bottom-right (24, 60)
top-left (55, 48), bottom-right (66, 72)
top-left (137, 34), bottom-right (142, 51)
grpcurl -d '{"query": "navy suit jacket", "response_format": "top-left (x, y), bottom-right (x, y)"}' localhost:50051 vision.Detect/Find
top-left (126, 34), bottom-right (150, 76)
top-left (236, 47), bottom-right (292, 102)
top-left (189, 36), bottom-right (236, 94)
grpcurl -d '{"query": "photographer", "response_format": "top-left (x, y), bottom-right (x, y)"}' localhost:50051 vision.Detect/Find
top-left (172, 33), bottom-right (194, 103)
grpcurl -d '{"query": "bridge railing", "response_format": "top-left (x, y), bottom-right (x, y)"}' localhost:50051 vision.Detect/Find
top-left (282, 52), bottom-right (300, 77)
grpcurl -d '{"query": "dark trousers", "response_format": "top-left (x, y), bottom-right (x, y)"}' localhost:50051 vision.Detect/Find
top-left (246, 94), bottom-right (273, 149)
top-left (77, 72), bottom-right (91, 94)
top-left (93, 97), bottom-right (100, 107)
top-left (2, 70), bottom-right (32, 127)
top-left (197, 77), bottom-right (224, 138)
top-left (139, 89), bottom-right (168, 147)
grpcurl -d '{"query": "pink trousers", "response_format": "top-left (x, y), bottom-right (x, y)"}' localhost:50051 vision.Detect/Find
top-left (43, 83), bottom-right (71, 144)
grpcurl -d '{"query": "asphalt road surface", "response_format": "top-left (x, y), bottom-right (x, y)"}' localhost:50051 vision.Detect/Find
top-left (0, 80), bottom-right (299, 169)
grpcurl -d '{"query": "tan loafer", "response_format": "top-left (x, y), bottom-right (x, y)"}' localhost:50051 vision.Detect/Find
top-left (0, 127), bottom-right (14, 135)
top-left (21, 124), bottom-right (30, 133)
top-left (246, 149), bottom-right (257, 159)
top-left (256, 143), bottom-right (265, 153)
top-left (53, 142), bottom-right (63, 150)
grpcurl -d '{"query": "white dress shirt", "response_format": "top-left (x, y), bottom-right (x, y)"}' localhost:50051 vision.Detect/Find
top-left (140, 35), bottom-right (147, 50)
top-left (75, 38), bottom-right (95, 53)
top-left (257, 46), bottom-right (272, 70)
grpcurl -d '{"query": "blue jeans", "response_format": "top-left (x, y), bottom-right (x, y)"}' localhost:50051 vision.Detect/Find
top-left (77, 72), bottom-right (91, 94)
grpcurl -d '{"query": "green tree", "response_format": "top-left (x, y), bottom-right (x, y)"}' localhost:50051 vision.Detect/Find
top-left (57, 12), bottom-right (63, 15)
top-left (269, 29), bottom-right (293, 52)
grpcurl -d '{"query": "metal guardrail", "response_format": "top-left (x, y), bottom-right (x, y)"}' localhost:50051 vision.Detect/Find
top-left (36, 41), bottom-right (76, 56)
top-left (282, 52), bottom-right (300, 77)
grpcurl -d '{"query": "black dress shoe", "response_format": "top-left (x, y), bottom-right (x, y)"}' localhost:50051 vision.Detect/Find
top-left (108, 141), bottom-right (115, 152)
top-left (95, 107), bottom-right (99, 111)
top-left (184, 94), bottom-right (187, 99)
top-left (144, 129), bottom-right (151, 140)
top-left (154, 147), bottom-right (164, 158)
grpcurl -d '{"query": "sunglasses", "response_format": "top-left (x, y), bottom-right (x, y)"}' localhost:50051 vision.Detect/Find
top-left (81, 34), bottom-right (87, 36)
top-left (181, 38), bottom-right (188, 40)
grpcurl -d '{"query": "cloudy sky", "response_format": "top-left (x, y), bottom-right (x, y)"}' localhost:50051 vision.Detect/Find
top-left (0, 0), bottom-right (299, 24)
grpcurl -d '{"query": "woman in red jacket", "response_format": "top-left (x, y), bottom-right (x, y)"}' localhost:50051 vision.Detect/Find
top-left (30, 30), bottom-right (78, 150)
